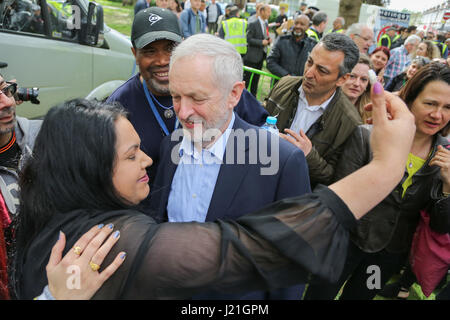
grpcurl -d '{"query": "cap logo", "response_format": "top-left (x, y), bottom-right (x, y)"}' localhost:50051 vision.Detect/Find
top-left (148, 13), bottom-right (162, 25)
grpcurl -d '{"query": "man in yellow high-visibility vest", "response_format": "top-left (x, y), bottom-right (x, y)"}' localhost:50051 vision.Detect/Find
top-left (433, 33), bottom-right (449, 59)
top-left (378, 27), bottom-right (397, 49)
top-left (306, 11), bottom-right (328, 42)
top-left (330, 17), bottom-right (345, 34)
top-left (218, 6), bottom-right (247, 57)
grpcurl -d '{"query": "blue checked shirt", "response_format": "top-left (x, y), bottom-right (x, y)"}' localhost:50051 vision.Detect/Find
top-left (384, 45), bottom-right (411, 82)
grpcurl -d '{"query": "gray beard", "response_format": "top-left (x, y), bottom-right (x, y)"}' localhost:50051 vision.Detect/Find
top-left (146, 78), bottom-right (170, 96)
top-left (293, 31), bottom-right (303, 37)
top-left (0, 120), bottom-right (16, 135)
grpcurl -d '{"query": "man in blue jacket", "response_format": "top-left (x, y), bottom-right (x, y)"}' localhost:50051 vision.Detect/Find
top-left (150, 33), bottom-right (311, 300)
top-left (179, 0), bottom-right (205, 37)
top-left (134, 0), bottom-right (150, 15)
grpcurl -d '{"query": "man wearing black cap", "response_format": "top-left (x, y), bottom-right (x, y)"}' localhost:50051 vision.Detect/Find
top-left (106, 8), bottom-right (268, 200)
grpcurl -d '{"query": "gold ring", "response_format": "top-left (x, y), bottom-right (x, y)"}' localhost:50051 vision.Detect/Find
top-left (89, 261), bottom-right (100, 272)
top-left (73, 246), bottom-right (82, 255)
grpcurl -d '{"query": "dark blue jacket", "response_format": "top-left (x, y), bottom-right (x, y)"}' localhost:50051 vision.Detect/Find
top-left (267, 34), bottom-right (317, 77)
top-left (179, 8), bottom-right (206, 38)
top-left (150, 114), bottom-right (311, 300)
top-left (134, 0), bottom-right (150, 15)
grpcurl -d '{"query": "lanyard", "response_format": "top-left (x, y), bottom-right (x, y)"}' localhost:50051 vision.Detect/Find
top-left (142, 79), bottom-right (179, 136)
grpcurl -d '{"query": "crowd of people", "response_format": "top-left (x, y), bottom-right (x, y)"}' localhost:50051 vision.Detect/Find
top-left (0, 1), bottom-right (449, 301)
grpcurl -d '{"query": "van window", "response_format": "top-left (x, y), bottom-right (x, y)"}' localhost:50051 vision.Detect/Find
top-left (46, 0), bottom-right (78, 40)
top-left (1, 0), bottom-right (79, 40)
top-left (0, 0), bottom-right (45, 34)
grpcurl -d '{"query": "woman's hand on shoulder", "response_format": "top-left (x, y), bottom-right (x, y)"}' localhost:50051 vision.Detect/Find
top-left (46, 224), bottom-right (126, 300)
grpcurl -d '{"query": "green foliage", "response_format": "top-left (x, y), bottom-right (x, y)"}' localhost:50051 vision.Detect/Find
top-left (95, 0), bottom-right (134, 36)
top-left (268, 8), bottom-right (278, 24)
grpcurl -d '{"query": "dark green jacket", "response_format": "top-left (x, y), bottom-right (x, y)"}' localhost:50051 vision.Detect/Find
top-left (264, 76), bottom-right (362, 187)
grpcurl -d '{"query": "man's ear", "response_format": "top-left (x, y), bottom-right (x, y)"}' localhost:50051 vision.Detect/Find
top-left (336, 73), bottom-right (349, 87)
top-left (227, 81), bottom-right (245, 110)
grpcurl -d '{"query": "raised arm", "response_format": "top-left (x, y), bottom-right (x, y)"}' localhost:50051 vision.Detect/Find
top-left (43, 84), bottom-right (415, 300)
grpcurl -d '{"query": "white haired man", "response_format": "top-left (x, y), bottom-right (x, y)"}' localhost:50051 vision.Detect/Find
top-left (383, 35), bottom-right (421, 85)
top-left (150, 34), bottom-right (311, 300)
top-left (346, 23), bottom-right (374, 54)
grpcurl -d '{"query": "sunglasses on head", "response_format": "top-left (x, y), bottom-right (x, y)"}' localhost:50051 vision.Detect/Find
top-left (0, 82), bottom-right (17, 98)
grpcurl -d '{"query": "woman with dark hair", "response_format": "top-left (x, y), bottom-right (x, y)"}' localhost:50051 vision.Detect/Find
top-left (385, 56), bottom-right (430, 93)
top-left (304, 62), bottom-right (450, 300)
top-left (370, 46), bottom-right (390, 84)
top-left (14, 90), bottom-right (416, 300)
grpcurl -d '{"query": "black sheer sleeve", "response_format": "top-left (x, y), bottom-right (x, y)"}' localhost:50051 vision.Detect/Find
top-left (93, 186), bottom-right (356, 299)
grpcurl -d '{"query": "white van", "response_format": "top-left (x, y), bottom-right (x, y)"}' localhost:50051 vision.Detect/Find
top-left (0, 0), bottom-right (135, 118)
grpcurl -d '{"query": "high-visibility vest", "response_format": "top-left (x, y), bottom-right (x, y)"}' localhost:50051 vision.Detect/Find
top-left (306, 28), bottom-right (320, 41)
top-left (393, 34), bottom-right (401, 43)
top-left (378, 34), bottom-right (391, 48)
top-left (222, 18), bottom-right (248, 55)
top-left (433, 41), bottom-right (448, 57)
top-left (334, 29), bottom-right (344, 34)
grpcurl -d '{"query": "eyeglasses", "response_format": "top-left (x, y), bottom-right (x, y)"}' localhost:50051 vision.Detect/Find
top-left (0, 82), bottom-right (17, 98)
top-left (354, 34), bottom-right (373, 44)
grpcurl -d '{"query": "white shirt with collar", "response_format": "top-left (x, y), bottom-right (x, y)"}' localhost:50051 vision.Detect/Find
top-left (289, 85), bottom-right (336, 134)
top-left (258, 16), bottom-right (267, 38)
top-left (257, 16), bottom-right (269, 53)
top-left (167, 113), bottom-right (235, 223)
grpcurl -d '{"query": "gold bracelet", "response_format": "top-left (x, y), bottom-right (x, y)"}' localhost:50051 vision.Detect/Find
top-left (443, 191), bottom-right (450, 198)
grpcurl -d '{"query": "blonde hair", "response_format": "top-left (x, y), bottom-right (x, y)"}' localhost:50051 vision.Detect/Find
top-left (354, 54), bottom-right (374, 123)
top-left (418, 40), bottom-right (441, 60)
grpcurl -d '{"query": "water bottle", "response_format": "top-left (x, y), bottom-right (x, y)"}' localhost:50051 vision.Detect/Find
top-left (261, 116), bottom-right (279, 134)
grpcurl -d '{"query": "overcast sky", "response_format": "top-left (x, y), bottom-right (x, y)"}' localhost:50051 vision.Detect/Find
top-left (386, 0), bottom-right (447, 12)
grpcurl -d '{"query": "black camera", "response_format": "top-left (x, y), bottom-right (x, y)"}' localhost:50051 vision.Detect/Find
top-left (17, 87), bottom-right (40, 104)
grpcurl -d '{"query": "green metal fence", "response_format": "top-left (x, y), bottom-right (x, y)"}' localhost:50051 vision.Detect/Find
top-left (243, 66), bottom-right (280, 102)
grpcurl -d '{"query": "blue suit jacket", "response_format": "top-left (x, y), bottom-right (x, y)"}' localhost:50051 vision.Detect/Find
top-left (179, 8), bottom-right (206, 38)
top-left (149, 114), bottom-right (311, 299)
